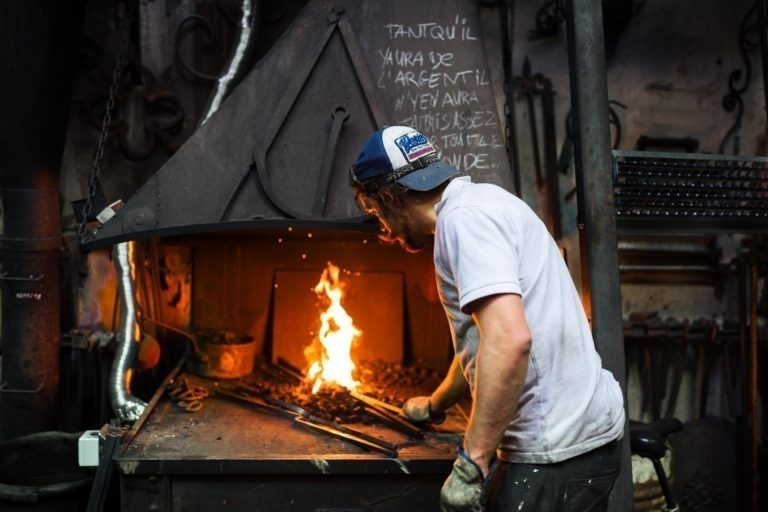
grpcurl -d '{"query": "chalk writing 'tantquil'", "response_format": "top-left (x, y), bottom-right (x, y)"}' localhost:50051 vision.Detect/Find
top-left (384, 16), bottom-right (477, 41)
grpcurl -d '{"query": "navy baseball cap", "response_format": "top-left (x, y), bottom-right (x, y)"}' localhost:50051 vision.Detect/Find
top-left (350, 126), bottom-right (460, 192)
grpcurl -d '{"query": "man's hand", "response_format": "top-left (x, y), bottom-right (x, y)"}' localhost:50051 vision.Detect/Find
top-left (402, 396), bottom-right (445, 424)
top-left (440, 453), bottom-right (487, 512)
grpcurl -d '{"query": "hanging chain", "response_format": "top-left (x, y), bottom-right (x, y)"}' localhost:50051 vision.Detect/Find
top-left (78, 1), bottom-right (135, 243)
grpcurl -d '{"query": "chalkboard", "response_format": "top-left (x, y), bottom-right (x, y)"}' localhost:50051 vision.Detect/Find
top-left (353, 0), bottom-right (513, 190)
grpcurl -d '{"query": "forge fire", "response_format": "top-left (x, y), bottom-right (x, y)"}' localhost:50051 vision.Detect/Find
top-left (305, 262), bottom-right (362, 393)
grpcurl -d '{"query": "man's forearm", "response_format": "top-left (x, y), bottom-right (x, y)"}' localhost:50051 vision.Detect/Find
top-left (464, 331), bottom-right (529, 473)
top-left (430, 356), bottom-right (469, 414)
top-left (462, 294), bottom-right (532, 475)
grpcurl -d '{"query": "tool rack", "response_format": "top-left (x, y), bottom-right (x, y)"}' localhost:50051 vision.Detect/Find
top-left (611, 149), bottom-right (766, 510)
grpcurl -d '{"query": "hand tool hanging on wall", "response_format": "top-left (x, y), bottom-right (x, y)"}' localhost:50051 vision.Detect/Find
top-left (313, 105), bottom-right (350, 215)
top-left (499, 0), bottom-right (521, 197)
top-left (663, 319), bottom-right (688, 419)
top-left (711, 322), bottom-right (739, 419)
top-left (513, 57), bottom-right (561, 239)
top-left (562, 100), bottom-right (625, 202)
top-left (692, 321), bottom-right (719, 420)
top-left (515, 58), bottom-right (544, 187)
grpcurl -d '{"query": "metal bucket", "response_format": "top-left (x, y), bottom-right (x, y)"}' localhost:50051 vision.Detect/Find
top-left (0, 431), bottom-right (92, 512)
top-left (185, 330), bottom-right (257, 379)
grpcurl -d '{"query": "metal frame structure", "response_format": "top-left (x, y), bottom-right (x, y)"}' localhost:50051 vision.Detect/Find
top-left (612, 149), bottom-right (766, 511)
top-left (566, 3), bottom-right (765, 509)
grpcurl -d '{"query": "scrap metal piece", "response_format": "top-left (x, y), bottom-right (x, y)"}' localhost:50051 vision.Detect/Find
top-left (166, 375), bottom-right (209, 413)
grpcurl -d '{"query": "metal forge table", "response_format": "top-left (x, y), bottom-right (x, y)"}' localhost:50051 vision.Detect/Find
top-left (115, 372), bottom-right (459, 512)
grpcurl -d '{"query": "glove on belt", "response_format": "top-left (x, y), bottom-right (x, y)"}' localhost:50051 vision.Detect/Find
top-left (440, 446), bottom-right (488, 512)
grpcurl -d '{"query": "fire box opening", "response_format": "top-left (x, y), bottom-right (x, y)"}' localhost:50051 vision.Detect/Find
top-left (272, 263), bottom-right (404, 393)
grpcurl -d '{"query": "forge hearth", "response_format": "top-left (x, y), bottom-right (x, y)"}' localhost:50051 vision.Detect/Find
top-left (114, 226), bottom-right (461, 511)
top-left (116, 365), bottom-right (460, 512)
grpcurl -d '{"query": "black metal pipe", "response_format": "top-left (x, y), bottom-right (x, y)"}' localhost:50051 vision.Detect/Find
top-left (759, 0), bottom-right (768, 138)
top-left (745, 238), bottom-right (759, 512)
top-left (0, 0), bottom-right (83, 439)
top-left (563, 1), bottom-right (632, 510)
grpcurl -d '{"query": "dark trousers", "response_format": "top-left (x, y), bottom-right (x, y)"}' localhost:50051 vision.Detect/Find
top-left (486, 439), bottom-right (622, 512)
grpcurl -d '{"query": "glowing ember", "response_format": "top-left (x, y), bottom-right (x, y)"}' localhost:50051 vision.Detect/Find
top-left (304, 262), bottom-right (361, 394)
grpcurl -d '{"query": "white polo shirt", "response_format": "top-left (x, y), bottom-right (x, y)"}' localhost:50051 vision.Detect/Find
top-left (433, 177), bottom-right (625, 464)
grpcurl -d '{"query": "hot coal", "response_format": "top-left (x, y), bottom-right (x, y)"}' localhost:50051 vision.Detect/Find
top-left (244, 359), bottom-right (444, 423)
top-left (354, 360), bottom-right (444, 407)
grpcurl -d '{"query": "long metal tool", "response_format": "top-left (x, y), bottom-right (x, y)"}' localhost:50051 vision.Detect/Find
top-left (275, 357), bottom-right (307, 382)
top-left (349, 393), bottom-right (424, 439)
top-left (313, 105), bottom-right (350, 215)
top-left (215, 386), bottom-right (298, 419)
top-left (517, 57), bottom-right (544, 186)
top-left (538, 73), bottom-right (562, 239)
top-left (239, 385), bottom-right (398, 453)
top-left (349, 391), bottom-right (406, 416)
top-left (222, 383), bottom-right (399, 455)
top-left (294, 416), bottom-right (397, 458)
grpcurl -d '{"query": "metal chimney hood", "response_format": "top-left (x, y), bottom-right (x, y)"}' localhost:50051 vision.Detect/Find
top-left (85, 0), bottom-right (511, 248)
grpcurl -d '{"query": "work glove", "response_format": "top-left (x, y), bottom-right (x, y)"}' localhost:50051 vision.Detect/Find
top-left (440, 448), bottom-right (488, 512)
top-left (402, 396), bottom-right (445, 424)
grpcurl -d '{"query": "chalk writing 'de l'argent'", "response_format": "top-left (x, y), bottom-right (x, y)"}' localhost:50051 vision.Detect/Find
top-left (391, 69), bottom-right (490, 89)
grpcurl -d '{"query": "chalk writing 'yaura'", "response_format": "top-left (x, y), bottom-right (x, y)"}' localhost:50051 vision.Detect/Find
top-left (378, 49), bottom-right (454, 70)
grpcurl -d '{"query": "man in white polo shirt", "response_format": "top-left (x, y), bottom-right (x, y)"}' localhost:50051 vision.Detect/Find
top-left (349, 126), bottom-right (625, 512)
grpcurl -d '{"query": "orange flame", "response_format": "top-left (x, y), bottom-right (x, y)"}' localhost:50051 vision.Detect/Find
top-left (305, 263), bottom-right (361, 394)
